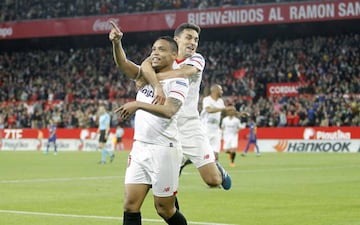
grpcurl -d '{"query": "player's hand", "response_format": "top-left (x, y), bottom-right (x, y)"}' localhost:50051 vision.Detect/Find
top-left (238, 111), bottom-right (250, 117)
top-left (109, 21), bottom-right (123, 43)
top-left (114, 102), bottom-right (138, 120)
top-left (153, 85), bottom-right (166, 105)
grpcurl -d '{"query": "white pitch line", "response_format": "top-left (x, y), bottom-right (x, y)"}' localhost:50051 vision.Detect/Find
top-left (0, 176), bottom-right (122, 184)
top-left (0, 210), bottom-right (238, 225)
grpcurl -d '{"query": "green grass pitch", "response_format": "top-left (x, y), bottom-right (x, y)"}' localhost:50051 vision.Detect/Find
top-left (0, 151), bottom-right (359, 225)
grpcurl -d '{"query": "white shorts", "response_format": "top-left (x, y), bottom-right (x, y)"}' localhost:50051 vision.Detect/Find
top-left (223, 134), bottom-right (238, 150)
top-left (178, 117), bottom-right (215, 168)
top-left (125, 141), bottom-right (183, 197)
top-left (207, 129), bottom-right (221, 153)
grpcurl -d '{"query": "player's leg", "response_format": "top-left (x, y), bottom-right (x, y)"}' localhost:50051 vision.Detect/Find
top-left (230, 136), bottom-right (238, 166)
top-left (211, 131), bottom-right (221, 161)
top-left (179, 118), bottom-right (231, 189)
top-left (45, 139), bottom-right (50, 154)
top-left (154, 195), bottom-right (187, 225)
top-left (152, 144), bottom-right (187, 225)
top-left (123, 141), bottom-right (153, 225)
top-left (123, 184), bottom-right (149, 225)
top-left (53, 140), bottom-right (57, 155)
top-left (242, 140), bottom-right (251, 156)
top-left (255, 141), bottom-right (261, 156)
top-left (184, 143), bottom-right (232, 190)
top-left (98, 142), bottom-right (107, 164)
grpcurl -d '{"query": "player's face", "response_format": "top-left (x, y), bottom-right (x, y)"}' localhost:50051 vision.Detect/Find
top-left (98, 106), bottom-right (105, 114)
top-left (150, 39), bottom-right (176, 71)
top-left (175, 29), bottom-right (199, 58)
top-left (217, 85), bottom-right (224, 97)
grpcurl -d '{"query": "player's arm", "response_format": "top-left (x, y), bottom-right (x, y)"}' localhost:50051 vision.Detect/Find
top-left (205, 106), bottom-right (235, 113)
top-left (115, 97), bottom-right (183, 119)
top-left (109, 21), bottom-right (140, 79)
top-left (156, 65), bottom-right (199, 80)
top-left (203, 97), bottom-right (235, 113)
top-left (140, 58), bottom-right (165, 104)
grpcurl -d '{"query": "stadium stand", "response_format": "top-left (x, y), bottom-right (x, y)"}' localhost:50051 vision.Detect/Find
top-left (0, 1), bottom-right (359, 128)
top-left (1, 33), bottom-right (359, 128)
top-left (0, 0), bottom-right (318, 21)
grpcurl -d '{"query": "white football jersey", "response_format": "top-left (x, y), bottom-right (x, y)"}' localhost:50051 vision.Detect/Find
top-left (221, 116), bottom-right (244, 137)
top-left (201, 96), bottom-right (225, 131)
top-left (133, 78), bottom-right (189, 146)
top-left (173, 53), bottom-right (205, 119)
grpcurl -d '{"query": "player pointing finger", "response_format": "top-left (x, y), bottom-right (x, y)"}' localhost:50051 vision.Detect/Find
top-left (109, 21), bottom-right (123, 42)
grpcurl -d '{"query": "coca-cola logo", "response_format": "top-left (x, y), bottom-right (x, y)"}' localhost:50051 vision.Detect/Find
top-left (0, 27), bottom-right (13, 38)
top-left (93, 18), bottom-right (119, 32)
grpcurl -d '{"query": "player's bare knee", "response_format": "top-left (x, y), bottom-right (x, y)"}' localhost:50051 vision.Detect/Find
top-left (123, 200), bottom-right (141, 212)
top-left (203, 173), bottom-right (222, 186)
top-left (155, 203), bottom-right (175, 220)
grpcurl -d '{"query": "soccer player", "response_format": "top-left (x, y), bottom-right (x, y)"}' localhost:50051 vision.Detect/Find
top-left (242, 115), bottom-right (261, 156)
top-left (45, 119), bottom-right (57, 155)
top-left (109, 22), bottom-right (232, 191)
top-left (221, 108), bottom-right (246, 167)
top-left (200, 84), bottom-right (235, 161)
top-left (97, 104), bottom-right (114, 164)
top-left (114, 36), bottom-right (189, 225)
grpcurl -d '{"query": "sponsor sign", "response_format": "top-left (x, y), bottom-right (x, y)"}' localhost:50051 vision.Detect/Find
top-left (1, 127), bottom-right (359, 153)
top-left (0, 0), bottom-right (359, 39)
top-left (237, 126), bottom-right (360, 153)
top-left (266, 82), bottom-right (299, 97)
top-left (0, 128), bottom-right (133, 151)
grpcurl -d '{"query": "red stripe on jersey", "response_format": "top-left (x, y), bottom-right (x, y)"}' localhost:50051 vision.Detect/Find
top-left (170, 91), bottom-right (185, 99)
top-left (175, 58), bottom-right (186, 64)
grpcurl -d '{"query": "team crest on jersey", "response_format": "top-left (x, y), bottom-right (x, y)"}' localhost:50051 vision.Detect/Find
top-left (165, 13), bottom-right (176, 28)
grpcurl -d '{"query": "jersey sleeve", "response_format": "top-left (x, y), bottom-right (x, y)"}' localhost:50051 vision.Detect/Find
top-left (168, 78), bottom-right (189, 104)
top-left (185, 53), bottom-right (205, 72)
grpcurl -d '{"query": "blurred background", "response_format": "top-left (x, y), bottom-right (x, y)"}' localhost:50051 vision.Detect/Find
top-left (0, 0), bottom-right (359, 129)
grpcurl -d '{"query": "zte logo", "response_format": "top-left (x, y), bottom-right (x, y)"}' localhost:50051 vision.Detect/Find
top-left (273, 140), bottom-right (288, 152)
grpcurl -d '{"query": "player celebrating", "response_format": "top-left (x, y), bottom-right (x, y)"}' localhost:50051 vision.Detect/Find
top-left (115, 36), bottom-right (189, 225)
top-left (200, 84), bottom-right (235, 161)
top-left (109, 22), bottom-right (231, 190)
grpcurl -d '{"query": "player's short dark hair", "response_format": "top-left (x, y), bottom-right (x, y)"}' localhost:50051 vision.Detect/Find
top-left (174, 23), bottom-right (201, 37)
top-left (156, 36), bottom-right (178, 53)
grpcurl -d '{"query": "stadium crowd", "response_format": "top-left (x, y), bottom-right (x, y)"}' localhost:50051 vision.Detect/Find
top-left (1, 33), bottom-right (359, 129)
top-left (1, 0), bottom-right (320, 22)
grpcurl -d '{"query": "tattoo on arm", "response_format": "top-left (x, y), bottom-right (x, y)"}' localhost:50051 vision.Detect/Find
top-left (167, 97), bottom-right (183, 112)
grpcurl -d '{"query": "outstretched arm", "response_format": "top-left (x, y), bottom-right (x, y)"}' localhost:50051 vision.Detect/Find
top-left (109, 21), bottom-right (140, 79)
top-left (109, 21), bottom-right (165, 103)
top-left (205, 105), bottom-right (236, 113)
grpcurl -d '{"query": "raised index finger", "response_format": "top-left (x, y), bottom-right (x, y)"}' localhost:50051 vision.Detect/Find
top-left (109, 21), bottom-right (121, 32)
